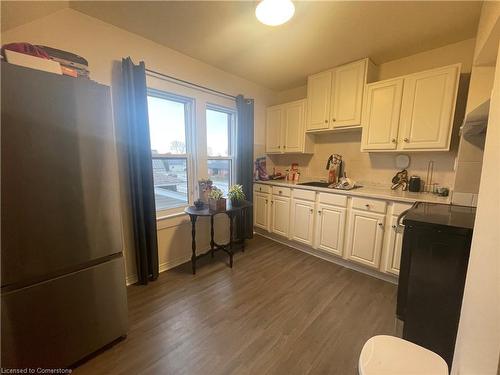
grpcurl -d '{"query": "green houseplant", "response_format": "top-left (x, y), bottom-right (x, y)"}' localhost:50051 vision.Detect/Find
top-left (208, 186), bottom-right (226, 211)
top-left (228, 184), bottom-right (246, 206)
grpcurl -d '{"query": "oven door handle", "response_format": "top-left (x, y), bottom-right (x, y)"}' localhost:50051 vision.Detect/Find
top-left (397, 202), bottom-right (418, 229)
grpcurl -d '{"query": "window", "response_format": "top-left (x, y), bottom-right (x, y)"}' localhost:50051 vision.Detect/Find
top-left (206, 107), bottom-right (235, 195)
top-left (147, 93), bottom-right (191, 214)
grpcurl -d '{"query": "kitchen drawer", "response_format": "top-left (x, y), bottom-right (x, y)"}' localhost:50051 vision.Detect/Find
top-left (392, 202), bottom-right (414, 217)
top-left (272, 186), bottom-right (291, 197)
top-left (253, 184), bottom-right (271, 194)
top-left (318, 192), bottom-right (348, 207)
top-left (352, 197), bottom-right (387, 214)
top-left (293, 188), bottom-right (316, 201)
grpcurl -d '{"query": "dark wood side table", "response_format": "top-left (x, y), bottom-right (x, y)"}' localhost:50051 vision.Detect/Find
top-left (184, 200), bottom-right (252, 274)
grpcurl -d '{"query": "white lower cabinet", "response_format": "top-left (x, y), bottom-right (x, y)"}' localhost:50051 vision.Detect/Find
top-left (254, 184), bottom-right (409, 278)
top-left (253, 192), bottom-right (270, 231)
top-left (346, 209), bottom-right (385, 269)
top-left (383, 216), bottom-right (404, 275)
top-left (314, 204), bottom-right (346, 256)
top-left (271, 195), bottom-right (290, 237)
top-left (290, 199), bottom-right (315, 246)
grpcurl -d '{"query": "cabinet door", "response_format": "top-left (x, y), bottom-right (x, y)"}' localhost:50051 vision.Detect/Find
top-left (330, 60), bottom-right (366, 128)
top-left (306, 71), bottom-right (332, 131)
top-left (271, 196), bottom-right (290, 237)
top-left (361, 78), bottom-right (404, 151)
top-left (399, 64), bottom-right (460, 150)
top-left (315, 204), bottom-right (346, 256)
top-left (283, 100), bottom-right (306, 153)
top-left (384, 216), bottom-right (404, 275)
top-left (346, 209), bottom-right (385, 269)
top-left (253, 192), bottom-right (270, 231)
top-left (290, 199), bottom-right (315, 245)
top-left (266, 105), bottom-right (283, 153)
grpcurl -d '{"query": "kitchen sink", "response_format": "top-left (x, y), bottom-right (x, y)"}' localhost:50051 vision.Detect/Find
top-left (298, 181), bottom-right (363, 190)
top-left (298, 181), bottom-right (332, 188)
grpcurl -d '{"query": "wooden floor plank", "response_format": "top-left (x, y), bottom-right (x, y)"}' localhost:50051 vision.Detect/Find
top-left (73, 235), bottom-right (397, 375)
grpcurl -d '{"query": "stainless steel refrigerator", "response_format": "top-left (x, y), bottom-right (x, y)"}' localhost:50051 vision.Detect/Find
top-left (1, 63), bottom-right (128, 368)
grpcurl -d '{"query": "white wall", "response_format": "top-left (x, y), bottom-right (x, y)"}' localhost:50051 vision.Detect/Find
top-left (1, 8), bottom-right (279, 282)
top-left (452, 5), bottom-right (500, 374)
top-left (268, 39), bottom-right (475, 189)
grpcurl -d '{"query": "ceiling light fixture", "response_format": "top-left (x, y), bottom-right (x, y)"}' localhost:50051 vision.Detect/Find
top-left (255, 0), bottom-right (295, 26)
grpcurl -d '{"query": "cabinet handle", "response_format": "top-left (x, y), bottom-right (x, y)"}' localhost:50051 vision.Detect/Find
top-left (378, 222), bottom-right (383, 228)
top-left (318, 210), bottom-right (322, 215)
top-left (391, 138), bottom-right (396, 143)
top-left (278, 145), bottom-right (281, 148)
top-left (259, 187), bottom-right (262, 192)
top-left (403, 138), bottom-right (409, 142)
top-left (392, 224), bottom-right (396, 228)
top-left (271, 201), bottom-right (274, 205)
top-left (309, 208), bottom-right (313, 214)
top-left (265, 199), bottom-right (268, 204)
top-left (365, 204), bottom-right (370, 208)
top-left (283, 145), bottom-right (286, 149)
top-left (332, 118), bottom-right (336, 122)
top-left (324, 119), bottom-right (328, 124)
top-left (279, 190), bottom-right (282, 195)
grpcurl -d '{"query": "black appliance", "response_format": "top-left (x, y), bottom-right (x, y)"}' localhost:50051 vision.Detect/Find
top-left (408, 175), bottom-right (421, 192)
top-left (396, 202), bottom-right (475, 370)
top-left (1, 63), bottom-right (128, 368)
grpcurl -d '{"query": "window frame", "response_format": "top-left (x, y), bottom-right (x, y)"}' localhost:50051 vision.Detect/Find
top-left (206, 103), bottom-right (237, 194)
top-left (147, 89), bottom-right (196, 218)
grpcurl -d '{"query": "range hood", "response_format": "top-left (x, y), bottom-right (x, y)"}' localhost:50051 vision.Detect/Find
top-left (461, 99), bottom-right (490, 137)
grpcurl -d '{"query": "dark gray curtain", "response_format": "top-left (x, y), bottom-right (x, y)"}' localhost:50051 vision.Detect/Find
top-left (122, 57), bottom-right (159, 284)
top-left (236, 95), bottom-right (254, 239)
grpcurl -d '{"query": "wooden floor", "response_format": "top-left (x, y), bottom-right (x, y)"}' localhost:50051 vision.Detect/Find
top-left (73, 235), bottom-right (397, 375)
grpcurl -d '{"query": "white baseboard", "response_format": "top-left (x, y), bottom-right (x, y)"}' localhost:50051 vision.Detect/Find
top-left (254, 229), bottom-right (398, 285)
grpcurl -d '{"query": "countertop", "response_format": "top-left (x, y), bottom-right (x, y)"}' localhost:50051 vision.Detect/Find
top-left (253, 179), bottom-right (451, 204)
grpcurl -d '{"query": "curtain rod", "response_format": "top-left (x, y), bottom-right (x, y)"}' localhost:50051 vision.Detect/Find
top-left (145, 68), bottom-right (237, 100)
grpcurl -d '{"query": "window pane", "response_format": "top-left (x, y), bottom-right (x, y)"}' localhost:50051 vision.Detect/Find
top-left (206, 109), bottom-right (229, 157)
top-left (148, 96), bottom-right (186, 155)
top-left (207, 159), bottom-right (230, 196)
top-left (152, 158), bottom-right (188, 211)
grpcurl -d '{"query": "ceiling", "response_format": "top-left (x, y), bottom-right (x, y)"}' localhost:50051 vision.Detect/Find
top-left (3, 1), bottom-right (482, 91)
top-left (1, 1), bottom-right (68, 32)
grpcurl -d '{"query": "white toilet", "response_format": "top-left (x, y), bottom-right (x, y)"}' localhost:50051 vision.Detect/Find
top-left (358, 335), bottom-right (448, 375)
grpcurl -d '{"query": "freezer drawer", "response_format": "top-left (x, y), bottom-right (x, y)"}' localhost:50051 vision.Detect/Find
top-left (1, 256), bottom-right (128, 369)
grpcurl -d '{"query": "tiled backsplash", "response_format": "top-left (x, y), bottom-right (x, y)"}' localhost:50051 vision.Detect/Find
top-left (266, 131), bottom-right (458, 189)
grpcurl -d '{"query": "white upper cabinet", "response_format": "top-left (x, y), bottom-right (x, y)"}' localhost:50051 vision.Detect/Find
top-left (399, 64), bottom-right (460, 150)
top-left (330, 60), bottom-right (367, 128)
top-left (361, 64), bottom-right (460, 152)
top-left (265, 105), bottom-right (283, 153)
top-left (266, 99), bottom-right (313, 154)
top-left (361, 78), bottom-right (404, 151)
top-left (307, 58), bottom-right (376, 132)
top-left (306, 71), bottom-right (332, 131)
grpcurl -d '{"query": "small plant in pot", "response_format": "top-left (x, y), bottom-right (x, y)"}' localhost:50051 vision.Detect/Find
top-left (208, 187), bottom-right (226, 211)
top-left (228, 184), bottom-right (246, 207)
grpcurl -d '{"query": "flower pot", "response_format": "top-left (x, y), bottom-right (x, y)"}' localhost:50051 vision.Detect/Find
top-left (209, 197), bottom-right (226, 211)
top-left (230, 198), bottom-right (242, 207)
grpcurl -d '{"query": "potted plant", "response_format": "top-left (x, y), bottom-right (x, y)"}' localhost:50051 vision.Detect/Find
top-left (198, 178), bottom-right (213, 203)
top-left (228, 184), bottom-right (246, 206)
top-left (208, 187), bottom-right (226, 211)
